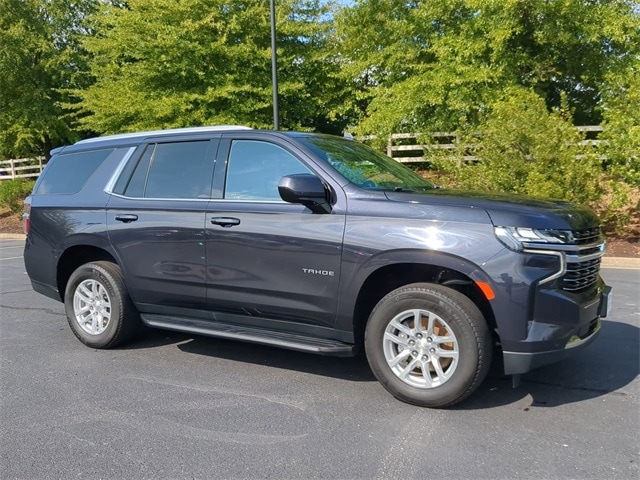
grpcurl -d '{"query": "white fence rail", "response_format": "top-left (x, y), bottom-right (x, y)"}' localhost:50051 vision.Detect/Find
top-left (0, 158), bottom-right (45, 181)
top-left (377, 125), bottom-right (604, 163)
top-left (0, 126), bottom-right (604, 179)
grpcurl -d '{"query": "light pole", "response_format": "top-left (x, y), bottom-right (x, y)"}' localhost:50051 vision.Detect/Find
top-left (270, 0), bottom-right (279, 130)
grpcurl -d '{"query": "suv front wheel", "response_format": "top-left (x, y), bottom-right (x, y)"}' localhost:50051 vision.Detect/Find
top-left (64, 261), bottom-right (139, 348)
top-left (365, 283), bottom-right (492, 408)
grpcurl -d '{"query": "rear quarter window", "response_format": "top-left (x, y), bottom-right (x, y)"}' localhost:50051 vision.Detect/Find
top-left (35, 149), bottom-right (113, 195)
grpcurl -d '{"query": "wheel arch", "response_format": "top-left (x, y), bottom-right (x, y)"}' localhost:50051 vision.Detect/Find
top-left (57, 245), bottom-right (120, 302)
top-left (350, 258), bottom-right (497, 350)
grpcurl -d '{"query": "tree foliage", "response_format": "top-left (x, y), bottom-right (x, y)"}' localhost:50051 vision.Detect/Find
top-left (1, 0), bottom-right (638, 234)
top-left (431, 90), bottom-right (600, 201)
top-left (0, 0), bottom-right (97, 159)
top-left (428, 89), bottom-right (637, 233)
top-left (334, 0), bottom-right (640, 135)
top-left (600, 62), bottom-right (640, 188)
top-left (74, 0), bottom-right (346, 134)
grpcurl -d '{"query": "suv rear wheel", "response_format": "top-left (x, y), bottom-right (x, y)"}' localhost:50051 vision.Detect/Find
top-left (64, 261), bottom-right (139, 348)
top-left (365, 283), bottom-right (492, 408)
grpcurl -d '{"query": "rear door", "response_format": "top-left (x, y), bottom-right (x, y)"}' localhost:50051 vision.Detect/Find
top-left (204, 134), bottom-right (346, 329)
top-left (106, 137), bottom-right (218, 312)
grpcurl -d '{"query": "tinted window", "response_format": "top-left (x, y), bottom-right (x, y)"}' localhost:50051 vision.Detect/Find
top-left (125, 141), bottom-right (213, 199)
top-left (123, 144), bottom-right (154, 197)
top-left (35, 149), bottom-right (112, 194)
top-left (224, 141), bottom-right (311, 201)
top-left (297, 136), bottom-right (434, 191)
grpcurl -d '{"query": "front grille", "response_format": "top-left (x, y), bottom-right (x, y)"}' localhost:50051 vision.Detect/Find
top-left (562, 257), bottom-right (601, 292)
top-left (572, 227), bottom-right (601, 245)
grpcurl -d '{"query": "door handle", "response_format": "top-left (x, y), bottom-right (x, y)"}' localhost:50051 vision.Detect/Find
top-left (115, 214), bottom-right (138, 223)
top-left (211, 217), bottom-right (241, 227)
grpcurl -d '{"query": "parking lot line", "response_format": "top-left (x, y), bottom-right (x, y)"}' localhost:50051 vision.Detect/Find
top-left (0, 245), bottom-right (24, 250)
top-left (0, 256), bottom-right (23, 261)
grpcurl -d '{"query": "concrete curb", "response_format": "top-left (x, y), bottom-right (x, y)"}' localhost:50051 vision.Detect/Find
top-left (0, 233), bottom-right (637, 268)
top-left (601, 256), bottom-right (640, 270)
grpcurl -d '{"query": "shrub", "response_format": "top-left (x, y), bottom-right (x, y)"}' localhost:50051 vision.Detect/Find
top-left (600, 67), bottom-right (640, 188)
top-left (428, 89), bottom-right (635, 234)
top-left (0, 179), bottom-right (35, 214)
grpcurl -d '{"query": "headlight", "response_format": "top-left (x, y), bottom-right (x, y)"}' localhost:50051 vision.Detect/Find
top-left (494, 226), bottom-right (572, 251)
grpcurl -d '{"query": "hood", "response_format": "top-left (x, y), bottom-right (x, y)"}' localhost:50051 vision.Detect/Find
top-left (383, 189), bottom-right (600, 231)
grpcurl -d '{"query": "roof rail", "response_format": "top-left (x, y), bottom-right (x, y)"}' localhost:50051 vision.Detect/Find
top-left (76, 125), bottom-right (252, 145)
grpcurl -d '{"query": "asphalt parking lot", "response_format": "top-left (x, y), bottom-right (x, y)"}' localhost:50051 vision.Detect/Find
top-left (1, 238), bottom-right (638, 479)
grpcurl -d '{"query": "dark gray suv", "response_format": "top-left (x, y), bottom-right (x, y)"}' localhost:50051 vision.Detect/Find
top-left (23, 126), bottom-right (611, 407)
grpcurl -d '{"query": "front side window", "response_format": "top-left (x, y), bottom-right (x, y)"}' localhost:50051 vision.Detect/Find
top-left (224, 140), bottom-right (312, 201)
top-left (123, 141), bottom-right (213, 199)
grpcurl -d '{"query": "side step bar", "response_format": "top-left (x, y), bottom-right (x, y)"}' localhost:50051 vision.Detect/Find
top-left (140, 314), bottom-right (354, 356)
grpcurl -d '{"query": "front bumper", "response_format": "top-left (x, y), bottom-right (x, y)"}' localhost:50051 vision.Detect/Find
top-left (503, 319), bottom-right (601, 375)
top-left (502, 284), bottom-right (611, 375)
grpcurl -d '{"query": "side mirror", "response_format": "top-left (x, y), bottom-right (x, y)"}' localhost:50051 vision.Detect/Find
top-left (278, 174), bottom-right (331, 214)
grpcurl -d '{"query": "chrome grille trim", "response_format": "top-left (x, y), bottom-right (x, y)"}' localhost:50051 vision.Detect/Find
top-left (562, 257), bottom-right (601, 292)
top-left (523, 227), bottom-right (605, 293)
top-left (572, 227), bottom-right (602, 245)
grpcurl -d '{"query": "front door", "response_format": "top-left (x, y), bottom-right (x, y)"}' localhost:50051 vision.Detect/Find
top-left (205, 138), bottom-right (345, 328)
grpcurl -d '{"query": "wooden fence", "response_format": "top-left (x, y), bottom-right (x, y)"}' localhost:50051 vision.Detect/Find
top-left (380, 125), bottom-right (603, 163)
top-left (0, 158), bottom-right (45, 181)
top-left (0, 126), bottom-right (604, 180)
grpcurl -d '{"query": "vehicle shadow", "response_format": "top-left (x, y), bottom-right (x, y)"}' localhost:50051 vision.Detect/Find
top-left (124, 319), bottom-right (637, 406)
top-left (123, 327), bottom-right (376, 382)
top-left (175, 334), bottom-right (377, 382)
top-left (457, 319), bottom-right (639, 410)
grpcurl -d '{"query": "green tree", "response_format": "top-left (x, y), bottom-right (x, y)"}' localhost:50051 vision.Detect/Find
top-left (428, 88), bottom-right (637, 233)
top-left (74, 0), bottom-right (347, 134)
top-left (433, 89), bottom-right (602, 203)
top-left (600, 62), bottom-right (640, 188)
top-left (334, 0), bottom-right (640, 135)
top-left (0, 0), bottom-right (97, 159)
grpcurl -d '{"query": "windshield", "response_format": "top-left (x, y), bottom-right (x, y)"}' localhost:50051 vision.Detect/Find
top-left (297, 136), bottom-right (435, 192)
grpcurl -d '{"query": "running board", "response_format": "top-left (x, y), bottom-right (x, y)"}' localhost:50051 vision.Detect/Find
top-left (140, 314), bottom-right (354, 356)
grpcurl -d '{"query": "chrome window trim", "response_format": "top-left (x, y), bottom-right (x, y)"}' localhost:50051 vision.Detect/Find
top-left (103, 147), bottom-right (137, 194)
top-left (108, 193), bottom-right (292, 204)
top-left (108, 192), bottom-right (211, 202)
top-left (211, 199), bottom-right (289, 204)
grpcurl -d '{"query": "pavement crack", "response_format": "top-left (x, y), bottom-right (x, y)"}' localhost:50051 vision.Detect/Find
top-left (0, 303), bottom-right (64, 316)
top-left (523, 379), bottom-right (629, 396)
top-left (0, 289), bottom-right (33, 294)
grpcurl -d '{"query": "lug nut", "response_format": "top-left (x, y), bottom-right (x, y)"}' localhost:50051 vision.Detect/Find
top-left (422, 355), bottom-right (428, 361)
top-left (412, 351), bottom-right (418, 357)
top-left (430, 348), bottom-right (435, 353)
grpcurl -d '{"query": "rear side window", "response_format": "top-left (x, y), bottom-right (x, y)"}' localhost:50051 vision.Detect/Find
top-left (35, 149), bottom-right (112, 194)
top-left (122, 141), bottom-right (213, 199)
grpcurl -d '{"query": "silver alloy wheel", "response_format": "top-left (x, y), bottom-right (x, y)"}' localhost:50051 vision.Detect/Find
top-left (72, 279), bottom-right (112, 335)
top-left (383, 308), bottom-right (459, 388)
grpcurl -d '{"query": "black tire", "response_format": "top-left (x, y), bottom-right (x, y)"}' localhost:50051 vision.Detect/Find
top-left (64, 261), bottom-right (139, 348)
top-left (364, 283), bottom-right (492, 408)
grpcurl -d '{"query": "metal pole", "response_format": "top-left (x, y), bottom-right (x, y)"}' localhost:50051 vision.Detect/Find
top-left (270, 0), bottom-right (279, 130)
